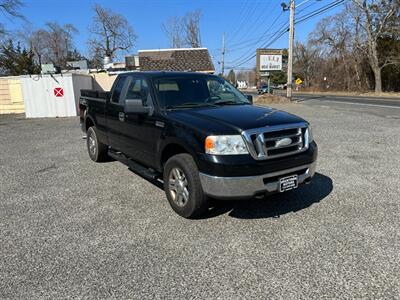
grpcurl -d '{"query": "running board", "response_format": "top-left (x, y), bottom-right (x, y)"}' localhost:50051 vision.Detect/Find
top-left (108, 150), bottom-right (161, 181)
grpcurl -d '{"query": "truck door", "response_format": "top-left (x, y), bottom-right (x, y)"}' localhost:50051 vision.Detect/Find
top-left (116, 75), bottom-right (159, 168)
top-left (106, 76), bottom-right (129, 152)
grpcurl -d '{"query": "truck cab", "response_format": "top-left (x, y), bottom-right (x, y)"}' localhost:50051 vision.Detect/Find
top-left (80, 72), bottom-right (318, 218)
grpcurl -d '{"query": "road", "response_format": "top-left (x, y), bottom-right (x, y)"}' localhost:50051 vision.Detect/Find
top-left (249, 90), bottom-right (400, 110)
top-left (1, 101), bottom-right (399, 298)
top-left (292, 92), bottom-right (400, 109)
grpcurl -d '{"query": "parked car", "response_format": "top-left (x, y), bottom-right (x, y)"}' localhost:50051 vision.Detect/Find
top-left (80, 72), bottom-right (318, 218)
top-left (258, 84), bottom-right (273, 94)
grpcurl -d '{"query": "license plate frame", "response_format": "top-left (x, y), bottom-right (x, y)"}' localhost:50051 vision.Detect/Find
top-left (279, 175), bottom-right (298, 192)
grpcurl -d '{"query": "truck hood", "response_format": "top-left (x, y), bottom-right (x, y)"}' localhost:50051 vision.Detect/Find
top-left (166, 104), bottom-right (306, 133)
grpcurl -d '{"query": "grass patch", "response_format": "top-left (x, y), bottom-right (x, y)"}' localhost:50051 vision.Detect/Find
top-left (255, 94), bottom-right (292, 104)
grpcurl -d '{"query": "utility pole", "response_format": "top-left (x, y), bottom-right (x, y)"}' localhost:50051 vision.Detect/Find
top-left (287, 0), bottom-right (295, 100)
top-left (221, 33), bottom-right (225, 76)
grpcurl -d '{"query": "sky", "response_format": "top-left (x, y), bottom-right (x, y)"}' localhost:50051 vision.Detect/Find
top-left (2, 0), bottom-right (344, 71)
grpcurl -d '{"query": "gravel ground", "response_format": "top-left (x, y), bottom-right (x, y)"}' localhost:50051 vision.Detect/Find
top-left (0, 102), bottom-right (399, 299)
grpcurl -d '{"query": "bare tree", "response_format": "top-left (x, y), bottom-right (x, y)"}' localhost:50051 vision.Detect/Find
top-left (25, 23), bottom-right (78, 68)
top-left (162, 16), bottom-right (184, 48)
top-left (88, 46), bottom-right (103, 69)
top-left (28, 29), bottom-right (47, 67)
top-left (291, 1), bottom-right (399, 92)
top-left (0, 0), bottom-right (22, 16)
top-left (0, 0), bottom-right (24, 35)
top-left (45, 22), bottom-right (77, 67)
top-left (183, 10), bottom-right (202, 48)
top-left (347, 3), bottom-right (369, 90)
top-left (352, 0), bottom-right (399, 93)
top-left (310, 11), bottom-right (355, 91)
top-left (294, 41), bottom-right (319, 89)
top-left (88, 4), bottom-right (137, 61)
top-left (162, 10), bottom-right (202, 48)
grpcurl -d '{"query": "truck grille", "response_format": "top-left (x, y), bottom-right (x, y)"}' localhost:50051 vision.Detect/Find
top-left (242, 122), bottom-right (310, 160)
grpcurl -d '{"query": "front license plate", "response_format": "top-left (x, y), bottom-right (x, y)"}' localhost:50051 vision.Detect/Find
top-left (279, 175), bottom-right (298, 192)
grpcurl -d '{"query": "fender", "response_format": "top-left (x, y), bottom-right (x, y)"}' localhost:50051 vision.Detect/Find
top-left (157, 137), bottom-right (201, 170)
top-left (84, 113), bottom-right (96, 131)
top-left (84, 113), bottom-right (109, 145)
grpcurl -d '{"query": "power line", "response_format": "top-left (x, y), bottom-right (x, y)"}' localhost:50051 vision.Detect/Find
top-left (226, 17), bottom-right (289, 65)
top-left (227, 0), bottom-right (343, 55)
top-left (225, 0), bottom-right (346, 69)
top-left (226, 12), bottom-right (286, 63)
top-left (225, 29), bottom-right (285, 54)
top-left (228, 7), bottom-right (285, 49)
top-left (226, 1), bottom-right (258, 43)
top-left (297, 0), bottom-right (320, 14)
top-left (226, 26), bottom-right (289, 67)
top-left (296, 0), bottom-right (315, 8)
top-left (223, 0), bottom-right (250, 36)
top-left (227, 1), bottom-right (276, 48)
top-left (226, 27), bottom-right (289, 69)
top-left (227, 12), bottom-right (286, 52)
top-left (226, 28), bottom-right (288, 67)
top-left (296, 0), bottom-right (346, 24)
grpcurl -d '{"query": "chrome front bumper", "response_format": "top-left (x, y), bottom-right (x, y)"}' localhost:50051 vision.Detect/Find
top-left (199, 162), bottom-right (317, 199)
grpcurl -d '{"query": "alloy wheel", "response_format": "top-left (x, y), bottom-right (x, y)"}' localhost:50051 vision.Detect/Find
top-left (168, 167), bottom-right (189, 207)
top-left (89, 135), bottom-right (96, 156)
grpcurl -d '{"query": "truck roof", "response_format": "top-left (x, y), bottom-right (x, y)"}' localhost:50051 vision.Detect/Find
top-left (118, 71), bottom-right (218, 79)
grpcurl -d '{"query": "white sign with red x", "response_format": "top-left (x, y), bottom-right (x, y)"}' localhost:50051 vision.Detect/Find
top-left (53, 87), bottom-right (64, 97)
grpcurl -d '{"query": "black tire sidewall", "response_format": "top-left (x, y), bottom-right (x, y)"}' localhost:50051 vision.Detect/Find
top-left (86, 127), bottom-right (108, 162)
top-left (86, 127), bottom-right (99, 162)
top-left (163, 154), bottom-right (207, 218)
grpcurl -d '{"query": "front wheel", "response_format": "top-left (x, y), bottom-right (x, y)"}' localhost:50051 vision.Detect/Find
top-left (163, 153), bottom-right (209, 218)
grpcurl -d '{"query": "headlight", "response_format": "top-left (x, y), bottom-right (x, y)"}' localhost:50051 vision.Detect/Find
top-left (305, 125), bottom-right (314, 145)
top-left (205, 135), bottom-right (249, 155)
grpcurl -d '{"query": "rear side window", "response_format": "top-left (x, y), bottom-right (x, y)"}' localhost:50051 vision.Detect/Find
top-left (125, 78), bottom-right (151, 106)
top-left (157, 81), bottom-right (179, 91)
top-left (111, 78), bottom-right (126, 103)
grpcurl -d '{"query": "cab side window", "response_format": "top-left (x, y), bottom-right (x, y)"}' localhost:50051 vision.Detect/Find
top-left (111, 78), bottom-right (126, 104)
top-left (126, 78), bottom-right (151, 106)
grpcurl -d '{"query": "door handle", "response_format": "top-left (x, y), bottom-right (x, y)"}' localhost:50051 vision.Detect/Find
top-left (155, 121), bottom-right (165, 128)
top-left (119, 112), bottom-right (125, 122)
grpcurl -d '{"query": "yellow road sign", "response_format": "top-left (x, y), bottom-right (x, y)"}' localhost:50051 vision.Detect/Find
top-left (295, 78), bottom-right (303, 85)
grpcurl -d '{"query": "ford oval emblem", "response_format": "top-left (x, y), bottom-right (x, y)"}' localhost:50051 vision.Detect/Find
top-left (275, 137), bottom-right (292, 147)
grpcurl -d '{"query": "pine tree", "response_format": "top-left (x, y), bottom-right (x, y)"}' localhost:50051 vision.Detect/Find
top-left (0, 39), bottom-right (39, 76)
top-left (18, 48), bottom-right (40, 74)
top-left (0, 39), bottom-right (40, 76)
top-left (66, 49), bottom-right (86, 62)
top-left (0, 40), bottom-right (17, 75)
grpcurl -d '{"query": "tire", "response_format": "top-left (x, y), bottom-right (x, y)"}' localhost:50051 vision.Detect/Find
top-left (163, 153), bottom-right (209, 218)
top-left (86, 127), bottom-right (108, 162)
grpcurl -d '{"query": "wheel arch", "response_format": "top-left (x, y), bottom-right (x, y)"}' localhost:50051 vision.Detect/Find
top-left (159, 141), bottom-right (196, 170)
top-left (84, 115), bottom-right (95, 132)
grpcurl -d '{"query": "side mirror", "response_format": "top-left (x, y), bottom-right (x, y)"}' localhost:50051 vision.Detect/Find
top-left (125, 99), bottom-right (151, 114)
top-left (245, 94), bottom-right (253, 104)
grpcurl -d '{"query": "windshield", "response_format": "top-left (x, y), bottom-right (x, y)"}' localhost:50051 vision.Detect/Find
top-left (154, 76), bottom-right (250, 109)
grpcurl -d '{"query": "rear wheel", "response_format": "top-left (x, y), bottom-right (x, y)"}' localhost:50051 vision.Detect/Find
top-left (163, 153), bottom-right (209, 218)
top-left (86, 127), bottom-right (108, 162)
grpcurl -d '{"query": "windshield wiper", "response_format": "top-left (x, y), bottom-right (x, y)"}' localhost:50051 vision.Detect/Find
top-left (165, 102), bottom-right (217, 110)
top-left (213, 99), bottom-right (248, 105)
top-left (180, 102), bottom-right (217, 107)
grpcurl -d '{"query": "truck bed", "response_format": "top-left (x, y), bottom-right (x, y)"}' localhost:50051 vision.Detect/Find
top-left (79, 90), bottom-right (109, 131)
top-left (80, 89), bottom-right (109, 100)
